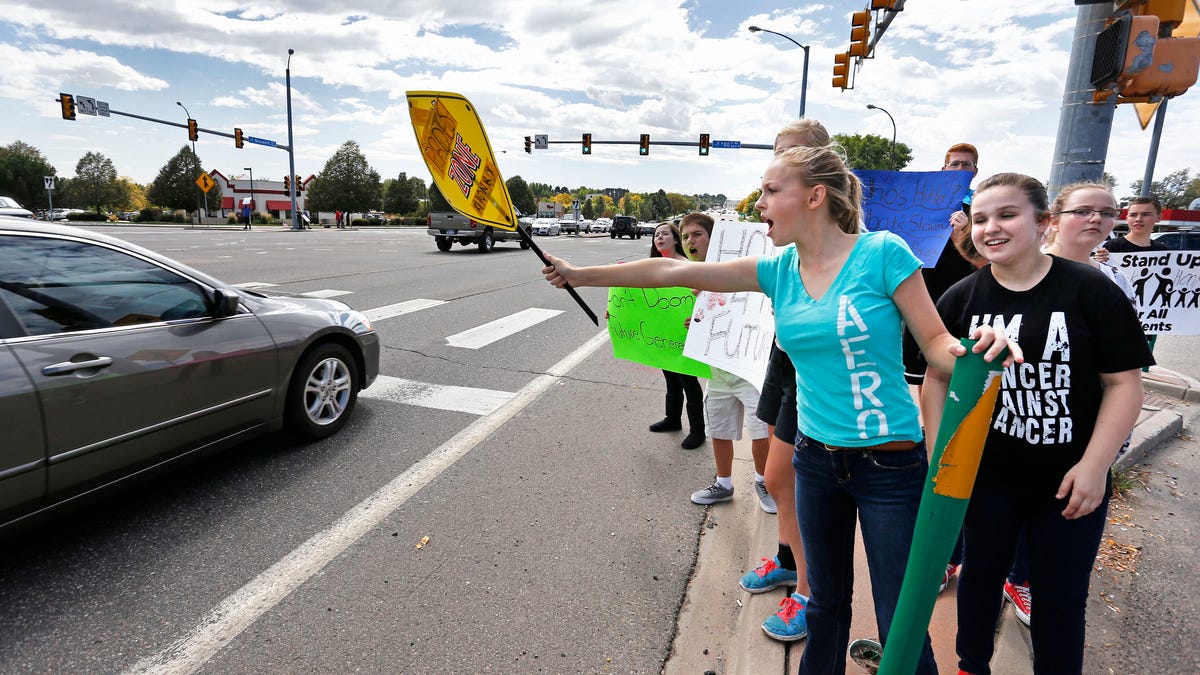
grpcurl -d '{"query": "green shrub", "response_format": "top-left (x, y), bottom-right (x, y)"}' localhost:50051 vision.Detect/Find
top-left (73, 211), bottom-right (107, 221)
top-left (351, 218), bottom-right (375, 227)
top-left (227, 215), bottom-right (239, 225)
top-left (253, 213), bottom-right (272, 224)
top-left (173, 210), bottom-right (188, 223)
top-left (137, 207), bottom-right (162, 222)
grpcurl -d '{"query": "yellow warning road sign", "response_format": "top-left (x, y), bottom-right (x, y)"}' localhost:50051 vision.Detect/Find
top-left (195, 172), bottom-right (215, 193)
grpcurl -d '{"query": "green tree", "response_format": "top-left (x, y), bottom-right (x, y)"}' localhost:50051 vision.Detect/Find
top-left (71, 151), bottom-right (123, 214)
top-left (649, 189), bottom-right (671, 220)
top-left (529, 181), bottom-right (553, 200)
top-left (738, 189), bottom-right (762, 222)
top-left (303, 141), bottom-right (382, 215)
top-left (834, 133), bottom-right (914, 171)
top-left (667, 192), bottom-right (694, 216)
top-left (581, 196), bottom-right (595, 220)
top-left (1128, 169), bottom-right (1194, 208)
top-left (383, 171), bottom-right (418, 215)
top-left (147, 146), bottom-right (208, 212)
top-left (0, 141), bottom-right (57, 209)
top-left (409, 175), bottom-right (428, 215)
top-left (506, 175), bottom-right (537, 216)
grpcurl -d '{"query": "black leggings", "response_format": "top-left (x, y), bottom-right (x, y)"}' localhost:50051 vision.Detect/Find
top-left (661, 370), bottom-right (704, 432)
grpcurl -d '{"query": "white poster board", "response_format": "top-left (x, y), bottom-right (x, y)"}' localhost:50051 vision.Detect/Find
top-left (682, 220), bottom-right (780, 389)
top-left (1111, 251), bottom-right (1200, 335)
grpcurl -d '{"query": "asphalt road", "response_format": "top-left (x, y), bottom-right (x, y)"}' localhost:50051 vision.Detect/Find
top-left (0, 227), bottom-right (716, 673)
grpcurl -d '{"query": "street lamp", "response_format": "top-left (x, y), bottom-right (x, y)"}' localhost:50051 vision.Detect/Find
top-left (749, 25), bottom-right (811, 119)
top-left (244, 167), bottom-right (254, 226)
top-left (866, 104), bottom-right (897, 170)
top-left (285, 48), bottom-right (300, 230)
top-left (176, 100), bottom-right (203, 224)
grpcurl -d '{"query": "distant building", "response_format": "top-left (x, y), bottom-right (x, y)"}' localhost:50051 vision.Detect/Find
top-left (211, 170), bottom-right (311, 220)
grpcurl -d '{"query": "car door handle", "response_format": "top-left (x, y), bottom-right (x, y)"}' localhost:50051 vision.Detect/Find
top-left (42, 356), bottom-right (115, 376)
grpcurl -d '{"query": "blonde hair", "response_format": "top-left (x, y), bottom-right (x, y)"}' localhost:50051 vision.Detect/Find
top-left (775, 119), bottom-right (831, 154)
top-left (1043, 181), bottom-right (1115, 248)
top-left (772, 145), bottom-right (863, 234)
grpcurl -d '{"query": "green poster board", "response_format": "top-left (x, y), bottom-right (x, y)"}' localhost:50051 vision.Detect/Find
top-left (607, 287), bottom-right (711, 379)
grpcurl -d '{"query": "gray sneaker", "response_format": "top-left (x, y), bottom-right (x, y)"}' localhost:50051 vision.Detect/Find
top-left (691, 481), bottom-right (734, 505)
top-left (755, 480), bottom-right (777, 514)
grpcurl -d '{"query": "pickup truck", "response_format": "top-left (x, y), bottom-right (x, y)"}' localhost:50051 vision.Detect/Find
top-left (427, 211), bottom-right (532, 252)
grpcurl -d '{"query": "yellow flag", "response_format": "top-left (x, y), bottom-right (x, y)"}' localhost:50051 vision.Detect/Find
top-left (406, 91), bottom-right (518, 231)
top-left (1134, 0), bottom-right (1200, 129)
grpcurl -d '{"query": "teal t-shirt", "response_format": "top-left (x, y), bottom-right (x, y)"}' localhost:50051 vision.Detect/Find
top-left (756, 231), bottom-right (923, 446)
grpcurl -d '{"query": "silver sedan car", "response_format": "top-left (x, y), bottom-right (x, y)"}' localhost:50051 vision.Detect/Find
top-left (0, 218), bottom-right (379, 534)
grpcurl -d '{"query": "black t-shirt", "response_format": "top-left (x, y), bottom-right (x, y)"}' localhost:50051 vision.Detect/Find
top-left (936, 256), bottom-right (1155, 496)
top-left (1105, 235), bottom-right (1167, 252)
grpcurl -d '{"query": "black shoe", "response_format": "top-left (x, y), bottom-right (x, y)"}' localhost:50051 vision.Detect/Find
top-left (681, 431), bottom-right (706, 449)
top-left (649, 418), bottom-right (682, 432)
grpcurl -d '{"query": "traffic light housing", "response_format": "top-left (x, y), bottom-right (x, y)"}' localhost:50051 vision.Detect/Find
top-left (833, 52), bottom-right (851, 89)
top-left (294, 175), bottom-right (302, 191)
top-left (639, 134), bottom-right (650, 156)
top-left (59, 93), bottom-right (76, 121)
top-left (234, 127), bottom-right (244, 149)
top-left (524, 135), bottom-right (532, 153)
top-left (283, 175), bottom-right (290, 193)
top-left (850, 11), bottom-right (871, 58)
top-left (582, 133), bottom-right (592, 155)
top-left (870, 0), bottom-right (900, 8)
top-left (699, 133), bottom-right (710, 156)
top-left (1092, 11), bottom-right (1200, 101)
top-left (187, 118), bottom-right (198, 142)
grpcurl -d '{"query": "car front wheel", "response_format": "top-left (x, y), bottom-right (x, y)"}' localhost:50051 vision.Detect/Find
top-left (478, 231), bottom-right (495, 252)
top-left (285, 343), bottom-right (360, 439)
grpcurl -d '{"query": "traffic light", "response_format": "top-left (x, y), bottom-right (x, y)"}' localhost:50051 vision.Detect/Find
top-left (234, 127), bottom-right (244, 149)
top-left (850, 11), bottom-right (871, 58)
top-left (639, 134), bottom-right (650, 156)
top-left (187, 118), bottom-right (198, 142)
top-left (1092, 11), bottom-right (1200, 100)
top-left (524, 135), bottom-right (532, 153)
top-left (833, 52), bottom-right (850, 89)
top-left (283, 175), bottom-right (290, 193)
top-left (582, 133), bottom-right (592, 155)
top-left (698, 133), bottom-right (710, 156)
top-left (294, 175), bottom-right (302, 191)
top-left (59, 93), bottom-right (76, 120)
top-left (871, 0), bottom-right (900, 9)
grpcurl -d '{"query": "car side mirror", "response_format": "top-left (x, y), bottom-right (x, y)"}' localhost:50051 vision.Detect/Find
top-left (212, 289), bottom-right (241, 317)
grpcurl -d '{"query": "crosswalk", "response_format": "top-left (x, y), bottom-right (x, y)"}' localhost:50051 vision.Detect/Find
top-left (230, 282), bottom-right (582, 416)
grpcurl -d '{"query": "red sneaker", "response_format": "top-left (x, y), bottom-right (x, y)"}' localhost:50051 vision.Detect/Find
top-left (938, 563), bottom-right (961, 593)
top-left (1003, 579), bottom-right (1031, 626)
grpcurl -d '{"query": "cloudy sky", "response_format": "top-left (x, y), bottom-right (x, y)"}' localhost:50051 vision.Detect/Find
top-left (2, 1), bottom-right (1197, 204)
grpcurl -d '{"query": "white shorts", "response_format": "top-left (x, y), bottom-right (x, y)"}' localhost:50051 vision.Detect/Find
top-left (704, 368), bottom-right (770, 441)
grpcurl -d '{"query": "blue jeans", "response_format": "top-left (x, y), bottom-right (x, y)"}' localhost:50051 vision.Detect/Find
top-left (957, 484), bottom-right (1109, 675)
top-left (793, 434), bottom-right (938, 675)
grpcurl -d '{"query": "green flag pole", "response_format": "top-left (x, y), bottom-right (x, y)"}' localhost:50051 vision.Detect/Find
top-left (876, 339), bottom-right (1005, 675)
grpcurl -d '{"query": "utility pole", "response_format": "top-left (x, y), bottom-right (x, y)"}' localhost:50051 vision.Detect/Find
top-left (1047, 3), bottom-right (1118, 198)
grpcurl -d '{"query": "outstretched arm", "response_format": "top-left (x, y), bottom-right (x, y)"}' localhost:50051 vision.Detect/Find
top-left (543, 254), bottom-right (763, 294)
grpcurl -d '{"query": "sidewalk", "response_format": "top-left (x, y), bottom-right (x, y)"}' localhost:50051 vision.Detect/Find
top-left (664, 368), bottom-right (1199, 675)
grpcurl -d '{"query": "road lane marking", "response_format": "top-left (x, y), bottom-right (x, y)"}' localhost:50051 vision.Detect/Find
top-left (363, 298), bottom-right (446, 322)
top-left (123, 329), bottom-right (611, 675)
top-left (445, 308), bottom-right (563, 349)
top-left (231, 282), bottom-right (276, 289)
top-left (359, 376), bottom-right (514, 415)
top-left (301, 289), bottom-right (353, 298)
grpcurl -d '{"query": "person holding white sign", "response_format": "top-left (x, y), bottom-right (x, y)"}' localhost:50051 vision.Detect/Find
top-left (542, 144), bottom-right (1017, 675)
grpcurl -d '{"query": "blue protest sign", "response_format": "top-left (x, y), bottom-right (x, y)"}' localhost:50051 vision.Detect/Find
top-left (856, 170), bottom-right (972, 267)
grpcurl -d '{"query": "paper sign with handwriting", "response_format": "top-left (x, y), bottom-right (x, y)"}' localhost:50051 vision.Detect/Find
top-left (608, 287), bottom-right (711, 379)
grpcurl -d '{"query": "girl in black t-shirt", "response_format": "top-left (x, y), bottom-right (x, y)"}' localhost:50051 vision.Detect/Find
top-left (922, 173), bottom-right (1153, 675)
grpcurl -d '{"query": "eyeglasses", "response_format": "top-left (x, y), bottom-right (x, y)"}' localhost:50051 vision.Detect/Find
top-left (944, 161), bottom-right (976, 169)
top-left (1057, 208), bottom-right (1120, 220)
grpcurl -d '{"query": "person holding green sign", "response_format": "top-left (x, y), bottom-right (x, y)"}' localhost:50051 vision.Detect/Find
top-left (646, 221), bottom-right (706, 450)
top-left (542, 143), bottom-right (1018, 675)
top-left (924, 173), bottom-right (1153, 675)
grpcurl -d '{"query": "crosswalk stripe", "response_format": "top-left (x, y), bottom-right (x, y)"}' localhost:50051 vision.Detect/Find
top-left (301, 289), bottom-right (353, 298)
top-left (359, 375), bottom-right (515, 415)
top-left (364, 298), bottom-right (446, 322)
top-left (445, 308), bottom-right (563, 349)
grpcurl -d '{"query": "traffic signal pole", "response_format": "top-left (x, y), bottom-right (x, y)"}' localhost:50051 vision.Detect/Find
top-left (1047, 3), bottom-right (1118, 198)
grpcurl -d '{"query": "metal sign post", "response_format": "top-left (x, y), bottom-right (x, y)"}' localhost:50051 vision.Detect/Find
top-left (44, 175), bottom-right (55, 220)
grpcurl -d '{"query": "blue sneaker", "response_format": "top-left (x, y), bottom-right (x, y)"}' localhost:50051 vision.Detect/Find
top-left (739, 556), bottom-right (798, 593)
top-left (762, 592), bottom-right (808, 642)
